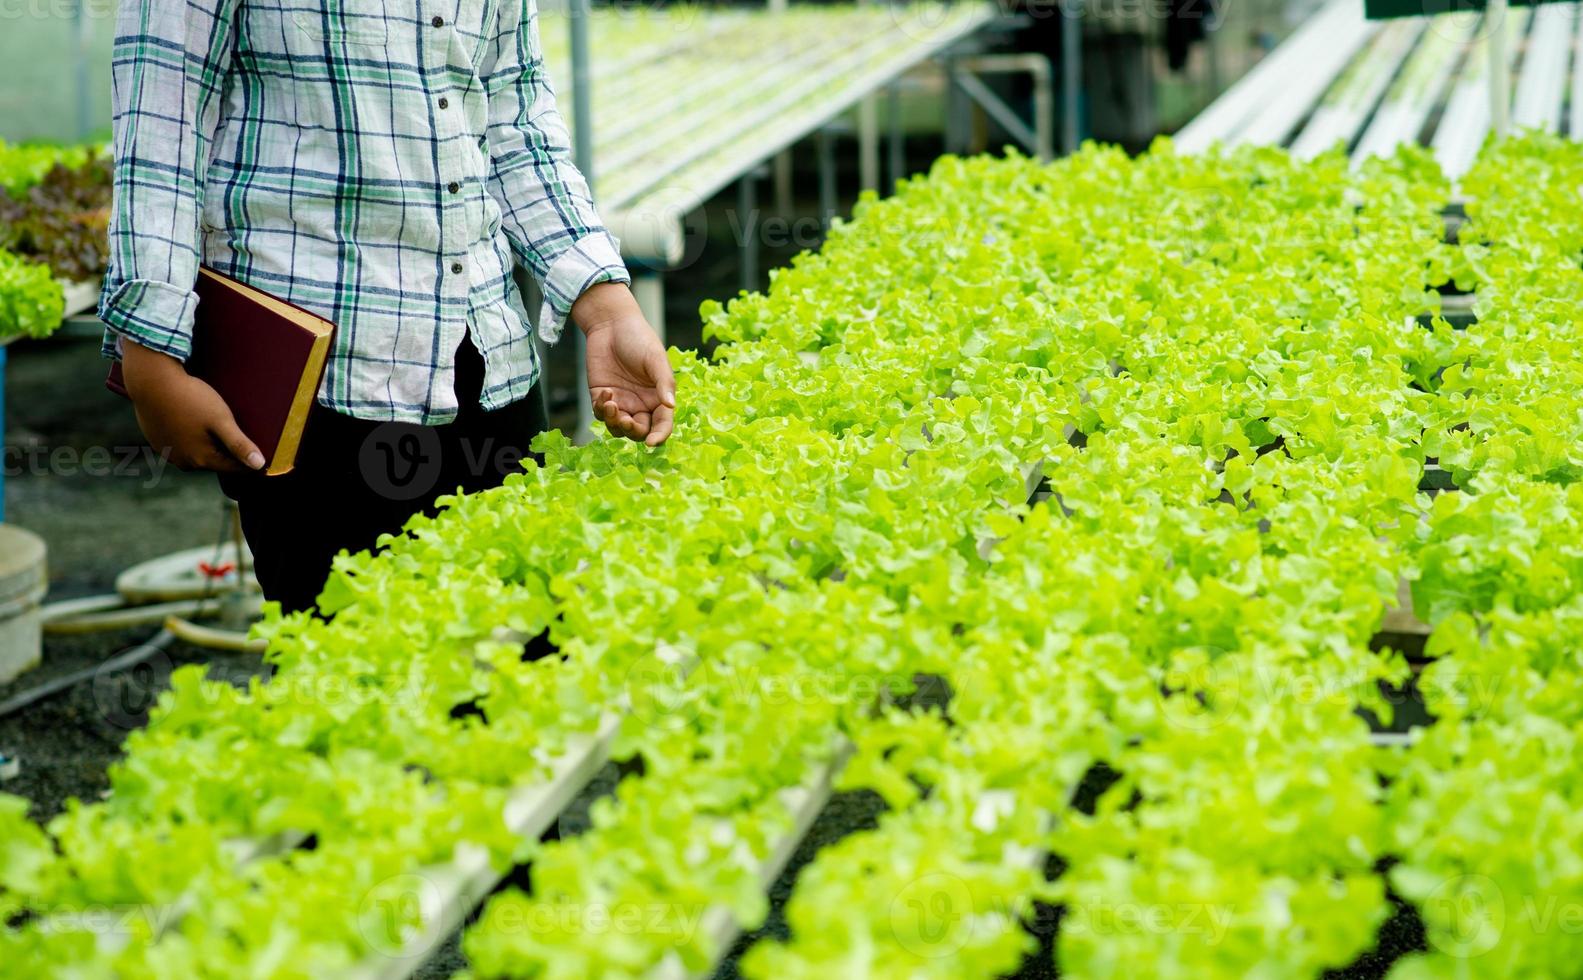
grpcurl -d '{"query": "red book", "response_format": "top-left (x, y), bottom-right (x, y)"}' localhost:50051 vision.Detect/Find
top-left (107, 267), bottom-right (335, 476)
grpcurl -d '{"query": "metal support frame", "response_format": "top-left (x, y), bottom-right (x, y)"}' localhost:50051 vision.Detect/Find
top-left (602, 6), bottom-right (996, 264)
top-left (1487, 0), bottom-right (1511, 137)
top-left (738, 170), bottom-right (760, 294)
top-left (1062, 0), bottom-right (1083, 153)
top-left (0, 344), bottom-right (7, 523)
top-left (630, 272), bottom-right (665, 343)
top-left (946, 55), bottom-right (1057, 161)
top-left (853, 0), bottom-right (879, 192)
top-left (816, 126), bottom-right (838, 229)
top-left (886, 82), bottom-right (905, 190)
top-left (773, 150), bottom-right (794, 215)
top-left (943, 55), bottom-right (968, 154)
top-left (569, 0), bottom-right (596, 441)
top-left (767, 0), bottom-right (794, 212)
top-left (549, 0), bottom-right (1000, 426)
top-left (857, 95), bottom-right (881, 192)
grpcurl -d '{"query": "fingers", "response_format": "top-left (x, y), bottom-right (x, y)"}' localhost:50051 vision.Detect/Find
top-left (167, 443), bottom-right (242, 473)
top-left (201, 448), bottom-right (247, 473)
top-left (592, 388), bottom-right (657, 442)
top-left (166, 449), bottom-right (203, 473)
top-left (592, 396), bottom-right (633, 440)
top-left (591, 373), bottom-right (675, 445)
top-left (645, 402), bottom-right (674, 447)
top-left (209, 413), bottom-right (266, 471)
top-left (593, 385), bottom-right (657, 416)
top-left (645, 349), bottom-right (677, 409)
top-left (592, 389), bottom-right (628, 438)
top-left (611, 409), bottom-right (647, 441)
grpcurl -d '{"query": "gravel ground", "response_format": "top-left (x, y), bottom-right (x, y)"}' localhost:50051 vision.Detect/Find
top-left (0, 630), bottom-right (265, 824)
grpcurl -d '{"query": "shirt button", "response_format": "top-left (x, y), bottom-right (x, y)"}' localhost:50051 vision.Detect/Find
top-left (447, 181), bottom-right (460, 194)
top-left (431, 15), bottom-right (444, 27)
top-left (437, 97), bottom-right (449, 109)
top-left (451, 261), bottom-right (464, 274)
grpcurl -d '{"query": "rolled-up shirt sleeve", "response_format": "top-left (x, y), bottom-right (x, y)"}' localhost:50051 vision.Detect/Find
top-left (482, 0), bottom-right (630, 343)
top-left (99, 0), bottom-right (239, 362)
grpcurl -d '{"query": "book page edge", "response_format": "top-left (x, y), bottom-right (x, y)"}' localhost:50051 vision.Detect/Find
top-left (266, 332), bottom-right (333, 477)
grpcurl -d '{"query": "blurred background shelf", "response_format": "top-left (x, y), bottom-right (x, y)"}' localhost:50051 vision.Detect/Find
top-left (1178, 0), bottom-right (1580, 180)
top-left (59, 279), bottom-right (97, 320)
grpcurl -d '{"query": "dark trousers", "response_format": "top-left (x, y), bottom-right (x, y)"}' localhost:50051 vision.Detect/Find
top-left (220, 337), bottom-right (549, 614)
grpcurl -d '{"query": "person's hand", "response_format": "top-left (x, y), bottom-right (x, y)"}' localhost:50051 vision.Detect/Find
top-left (120, 339), bottom-right (266, 472)
top-left (574, 282), bottom-right (676, 446)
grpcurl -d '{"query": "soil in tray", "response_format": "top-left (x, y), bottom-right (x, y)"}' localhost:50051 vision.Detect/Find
top-left (1326, 869), bottom-right (1428, 979)
top-left (0, 629), bottom-right (266, 823)
top-left (712, 789), bottom-right (889, 979)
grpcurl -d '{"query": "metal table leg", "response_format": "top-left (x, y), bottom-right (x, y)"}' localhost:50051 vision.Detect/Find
top-left (817, 127), bottom-right (837, 229)
top-left (0, 345), bottom-right (7, 523)
top-left (738, 171), bottom-right (759, 295)
top-left (887, 81), bottom-right (905, 190)
top-left (1063, 0), bottom-right (1083, 153)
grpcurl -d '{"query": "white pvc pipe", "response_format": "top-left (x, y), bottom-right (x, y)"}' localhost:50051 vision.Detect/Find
top-left (1488, 0), bottom-right (1511, 137)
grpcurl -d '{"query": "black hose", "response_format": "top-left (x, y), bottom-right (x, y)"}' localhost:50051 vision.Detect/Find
top-left (0, 628), bottom-right (176, 720)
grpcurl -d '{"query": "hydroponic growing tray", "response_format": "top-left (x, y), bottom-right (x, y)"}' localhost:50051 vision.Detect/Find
top-left (1175, 0), bottom-right (1582, 178)
top-left (537, 3), bottom-right (995, 259)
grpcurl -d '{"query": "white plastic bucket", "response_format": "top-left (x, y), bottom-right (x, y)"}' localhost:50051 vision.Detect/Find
top-left (0, 525), bottom-right (47, 684)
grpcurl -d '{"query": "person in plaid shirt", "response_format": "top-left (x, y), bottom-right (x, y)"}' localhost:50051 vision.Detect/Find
top-left (101, 0), bottom-right (677, 612)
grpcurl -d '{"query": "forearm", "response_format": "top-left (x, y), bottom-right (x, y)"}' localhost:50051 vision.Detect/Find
top-left (483, 0), bottom-right (629, 339)
top-left (100, 0), bottom-right (238, 360)
top-left (485, 121), bottom-right (630, 339)
top-left (118, 338), bottom-right (186, 395)
top-left (570, 282), bottom-right (642, 335)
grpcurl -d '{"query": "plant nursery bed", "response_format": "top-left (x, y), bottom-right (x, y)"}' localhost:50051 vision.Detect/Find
top-left (9, 136), bottom-right (1581, 980)
top-left (0, 631), bottom-right (263, 823)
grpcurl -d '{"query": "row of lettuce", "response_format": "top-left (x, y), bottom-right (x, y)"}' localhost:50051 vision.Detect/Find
top-left (2, 133), bottom-right (1580, 978)
top-left (465, 137), bottom-right (1447, 979)
top-left (0, 139), bottom-right (110, 341)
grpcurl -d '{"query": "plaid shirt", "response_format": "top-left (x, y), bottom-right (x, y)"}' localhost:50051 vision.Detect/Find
top-left (100, 0), bottom-right (629, 424)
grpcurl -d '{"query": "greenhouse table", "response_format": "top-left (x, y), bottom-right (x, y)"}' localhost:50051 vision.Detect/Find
top-left (1178, 0), bottom-right (1581, 179)
top-left (0, 281), bottom-right (100, 522)
top-left (541, 3), bottom-right (1000, 265)
top-left (0, 339), bottom-right (8, 523)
